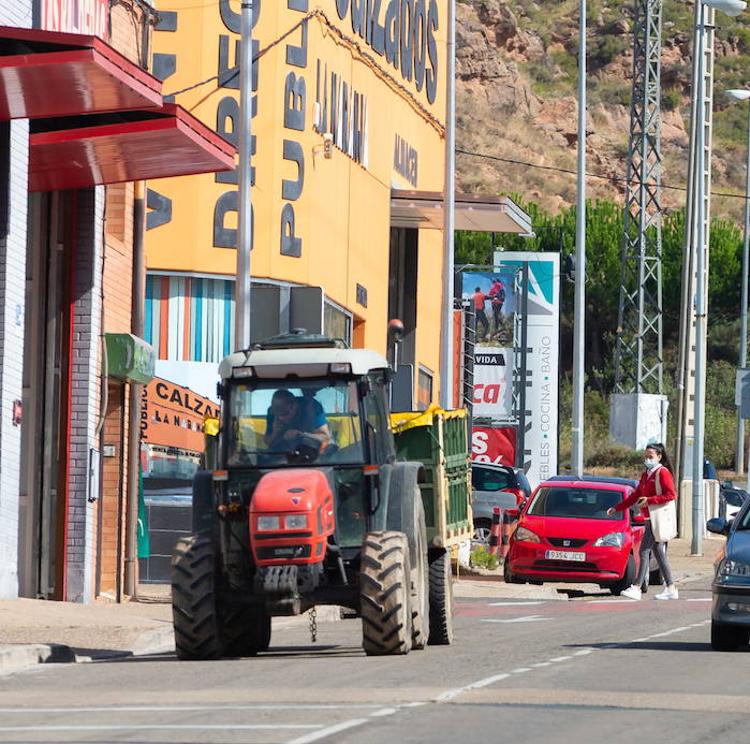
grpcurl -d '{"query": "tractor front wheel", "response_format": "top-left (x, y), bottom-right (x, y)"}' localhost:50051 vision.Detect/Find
top-left (171, 535), bottom-right (223, 660)
top-left (359, 531), bottom-right (412, 656)
top-left (222, 606), bottom-right (272, 657)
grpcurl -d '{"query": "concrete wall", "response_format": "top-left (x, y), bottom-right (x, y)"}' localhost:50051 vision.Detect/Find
top-left (0, 0), bottom-right (32, 599)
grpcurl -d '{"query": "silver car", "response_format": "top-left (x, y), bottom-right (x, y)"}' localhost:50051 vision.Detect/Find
top-left (471, 463), bottom-right (531, 544)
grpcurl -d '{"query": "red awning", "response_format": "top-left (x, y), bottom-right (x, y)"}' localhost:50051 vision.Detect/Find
top-left (29, 105), bottom-right (236, 192)
top-left (0, 25), bottom-right (163, 120)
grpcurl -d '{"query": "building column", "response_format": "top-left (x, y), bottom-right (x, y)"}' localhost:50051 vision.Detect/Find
top-left (65, 187), bottom-right (105, 603)
top-left (0, 119), bottom-right (29, 599)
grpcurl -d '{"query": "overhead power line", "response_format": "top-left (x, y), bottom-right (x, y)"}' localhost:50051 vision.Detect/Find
top-left (456, 146), bottom-right (746, 202)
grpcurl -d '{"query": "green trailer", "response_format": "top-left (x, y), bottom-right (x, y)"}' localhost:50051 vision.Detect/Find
top-left (391, 406), bottom-right (473, 553)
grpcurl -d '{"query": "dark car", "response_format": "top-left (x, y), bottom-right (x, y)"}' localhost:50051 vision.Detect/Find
top-left (471, 462), bottom-right (532, 545)
top-left (707, 499), bottom-right (750, 651)
top-left (719, 481), bottom-right (749, 521)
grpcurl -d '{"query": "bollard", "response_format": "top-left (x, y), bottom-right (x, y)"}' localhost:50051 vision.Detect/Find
top-left (488, 507), bottom-right (503, 557)
top-left (500, 508), bottom-right (519, 560)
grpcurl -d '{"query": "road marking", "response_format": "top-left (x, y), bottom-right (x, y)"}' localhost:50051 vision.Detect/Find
top-left (435, 673), bottom-right (511, 703)
top-left (586, 599), bottom-right (629, 604)
top-left (531, 662), bottom-right (552, 667)
top-left (549, 656), bottom-right (573, 662)
top-left (0, 704), bottom-right (383, 715)
top-left (288, 718), bottom-right (371, 744)
top-left (511, 667), bottom-right (533, 673)
top-left (488, 601), bottom-right (545, 607)
top-left (0, 724), bottom-right (321, 732)
top-left (481, 615), bottom-right (549, 624)
top-left (686, 598), bottom-right (712, 602)
top-left (369, 708), bottom-right (397, 717)
top-left (572, 649), bottom-right (593, 656)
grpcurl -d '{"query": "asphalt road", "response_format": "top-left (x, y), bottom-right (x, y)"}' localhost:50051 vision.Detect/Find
top-left (0, 577), bottom-right (747, 744)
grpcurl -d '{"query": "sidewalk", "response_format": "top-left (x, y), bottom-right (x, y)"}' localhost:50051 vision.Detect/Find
top-left (0, 584), bottom-right (338, 676)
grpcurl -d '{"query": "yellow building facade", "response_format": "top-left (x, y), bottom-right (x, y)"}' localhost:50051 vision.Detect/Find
top-left (146, 1), bottom-right (448, 406)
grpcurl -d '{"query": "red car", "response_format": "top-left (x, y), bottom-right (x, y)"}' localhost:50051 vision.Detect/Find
top-left (504, 476), bottom-right (647, 595)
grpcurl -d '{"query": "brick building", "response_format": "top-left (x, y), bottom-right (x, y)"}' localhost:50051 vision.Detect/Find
top-left (0, 0), bottom-right (234, 601)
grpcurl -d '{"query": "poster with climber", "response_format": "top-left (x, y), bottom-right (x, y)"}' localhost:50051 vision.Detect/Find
top-left (461, 271), bottom-right (515, 346)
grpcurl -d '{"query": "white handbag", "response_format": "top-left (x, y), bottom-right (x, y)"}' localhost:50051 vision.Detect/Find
top-left (648, 466), bottom-right (677, 542)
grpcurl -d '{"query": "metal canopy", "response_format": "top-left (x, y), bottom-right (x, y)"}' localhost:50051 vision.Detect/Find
top-left (390, 190), bottom-right (533, 234)
top-left (0, 25), bottom-right (162, 120)
top-left (29, 104), bottom-right (235, 192)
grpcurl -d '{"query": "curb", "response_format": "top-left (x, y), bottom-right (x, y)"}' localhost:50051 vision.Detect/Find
top-left (0, 606), bottom-right (345, 675)
top-left (0, 643), bottom-right (76, 675)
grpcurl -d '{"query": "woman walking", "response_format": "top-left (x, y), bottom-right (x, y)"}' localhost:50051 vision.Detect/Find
top-left (607, 443), bottom-right (679, 600)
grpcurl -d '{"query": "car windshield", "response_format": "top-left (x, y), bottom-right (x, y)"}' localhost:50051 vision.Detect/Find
top-left (736, 504), bottom-right (750, 530)
top-left (528, 487), bottom-right (624, 520)
top-left (227, 379), bottom-right (364, 467)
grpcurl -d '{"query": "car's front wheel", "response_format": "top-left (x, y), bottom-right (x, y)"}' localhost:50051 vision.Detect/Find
top-left (711, 621), bottom-right (750, 651)
top-left (610, 554), bottom-right (636, 596)
top-left (473, 519), bottom-right (492, 546)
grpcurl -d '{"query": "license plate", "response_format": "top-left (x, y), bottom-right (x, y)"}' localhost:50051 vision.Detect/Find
top-left (545, 550), bottom-right (586, 562)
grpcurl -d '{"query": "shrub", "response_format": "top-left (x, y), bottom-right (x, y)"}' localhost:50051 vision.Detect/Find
top-left (470, 546), bottom-right (500, 571)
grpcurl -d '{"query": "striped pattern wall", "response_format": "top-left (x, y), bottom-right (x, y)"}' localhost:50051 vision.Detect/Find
top-left (145, 274), bottom-right (234, 362)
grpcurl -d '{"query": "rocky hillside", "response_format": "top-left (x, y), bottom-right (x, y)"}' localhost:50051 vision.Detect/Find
top-left (456, 0), bottom-right (750, 219)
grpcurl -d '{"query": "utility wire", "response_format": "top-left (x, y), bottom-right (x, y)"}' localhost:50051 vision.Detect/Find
top-left (456, 146), bottom-right (747, 201)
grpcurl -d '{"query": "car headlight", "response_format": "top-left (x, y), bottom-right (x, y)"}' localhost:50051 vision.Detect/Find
top-left (257, 516), bottom-right (281, 531)
top-left (514, 526), bottom-right (541, 543)
top-left (284, 514), bottom-right (308, 529)
top-left (718, 559), bottom-right (750, 578)
top-left (594, 532), bottom-right (625, 548)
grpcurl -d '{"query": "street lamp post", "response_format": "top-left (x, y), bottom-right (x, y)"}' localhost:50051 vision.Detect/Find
top-left (235, 0), bottom-right (254, 352)
top-left (691, 0), bottom-right (746, 556)
top-left (571, 0), bottom-right (587, 476)
top-left (725, 88), bottom-right (750, 482)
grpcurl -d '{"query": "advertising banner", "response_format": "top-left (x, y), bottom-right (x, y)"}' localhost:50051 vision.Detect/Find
top-left (40, 0), bottom-right (109, 38)
top-left (494, 251), bottom-right (560, 488)
top-left (462, 271), bottom-right (516, 422)
top-left (471, 426), bottom-right (517, 467)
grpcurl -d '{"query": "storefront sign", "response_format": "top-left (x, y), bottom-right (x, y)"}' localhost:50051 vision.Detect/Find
top-left (394, 134), bottom-right (417, 187)
top-left (41, 0), bottom-right (109, 39)
top-left (141, 377), bottom-right (220, 452)
top-left (471, 426), bottom-right (516, 466)
top-left (105, 333), bottom-right (155, 385)
top-left (333, 0), bottom-right (440, 104)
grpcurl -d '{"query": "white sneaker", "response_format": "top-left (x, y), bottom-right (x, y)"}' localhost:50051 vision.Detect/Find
top-left (621, 585), bottom-right (642, 600)
top-left (655, 586), bottom-right (679, 600)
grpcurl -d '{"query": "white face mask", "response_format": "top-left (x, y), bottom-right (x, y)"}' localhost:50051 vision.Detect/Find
top-left (644, 457), bottom-right (659, 470)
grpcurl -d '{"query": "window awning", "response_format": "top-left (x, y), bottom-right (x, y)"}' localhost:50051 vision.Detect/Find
top-left (29, 105), bottom-right (235, 192)
top-left (390, 190), bottom-right (533, 235)
top-left (0, 25), bottom-right (163, 120)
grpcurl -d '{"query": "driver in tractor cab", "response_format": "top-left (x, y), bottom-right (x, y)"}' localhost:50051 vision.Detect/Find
top-left (264, 388), bottom-right (331, 452)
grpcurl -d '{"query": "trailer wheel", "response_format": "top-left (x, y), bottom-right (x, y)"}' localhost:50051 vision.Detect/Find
top-left (171, 535), bottom-right (223, 660)
top-left (221, 606), bottom-right (271, 657)
top-left (428, 549), bottom-right (454, 645)
top-left (359, 531), bottom-right (412, 656)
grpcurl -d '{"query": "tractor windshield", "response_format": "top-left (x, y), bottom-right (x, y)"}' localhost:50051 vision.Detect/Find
top-left (226, 378), bottom-right (365, 467)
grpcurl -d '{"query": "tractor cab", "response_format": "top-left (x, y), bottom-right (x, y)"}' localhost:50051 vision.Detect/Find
top-left (214, 331), bottom-right (396, 549)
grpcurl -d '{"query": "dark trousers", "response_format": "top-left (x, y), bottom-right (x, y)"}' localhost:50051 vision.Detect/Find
top-left (476, 310), bottom-right (489, 337)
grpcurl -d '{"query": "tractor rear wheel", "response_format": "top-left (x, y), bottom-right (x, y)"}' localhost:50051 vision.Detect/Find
top-left (359, 531), bottom-right (412, 656)
top-left (427, 549), bottom-right (454, 645)
top-left (171, 535), bottom-right (223, 660)
top-left (222, 606), bottom-right (271, 657)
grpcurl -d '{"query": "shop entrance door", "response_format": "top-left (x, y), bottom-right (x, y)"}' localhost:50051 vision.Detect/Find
top-left (18, 192), bottom-right (71, 599)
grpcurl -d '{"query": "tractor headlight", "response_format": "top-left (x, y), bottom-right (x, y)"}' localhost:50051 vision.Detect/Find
top-left (285, 515), bottom-right (308, 529)
top-left (257, 516), bottom-right (281, 531)
top-left (594, 532), bottom-right (625, 548)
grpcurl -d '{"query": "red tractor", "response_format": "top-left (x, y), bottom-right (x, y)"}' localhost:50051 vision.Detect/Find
top-left (171, 331), bottom-right (454, 658)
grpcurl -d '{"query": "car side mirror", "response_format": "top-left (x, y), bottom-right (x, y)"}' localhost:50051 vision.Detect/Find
top-left (707, 517), bottom-right (730, 536)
